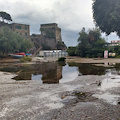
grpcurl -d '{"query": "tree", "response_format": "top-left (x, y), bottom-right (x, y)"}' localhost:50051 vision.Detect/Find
top-left (0, 26), bottom-right (33, 57)
top-left (76, 28), bottom-right (91, 57)
top-left (67, 46), bottom-right (77, 56)
top-left (92, 0), bottom-right (120, 36)
top-left (0, 11), bottom-right (12, 22)
top-left (76, 28), bottom-right (106, 58)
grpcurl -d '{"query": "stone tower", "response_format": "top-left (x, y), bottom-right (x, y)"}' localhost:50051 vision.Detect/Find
top-left (40, 23), bottom-right (62, 42)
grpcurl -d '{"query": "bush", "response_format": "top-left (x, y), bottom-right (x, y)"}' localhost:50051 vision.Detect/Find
top-left (67, 46), bottom-right (77, 56)
top-left (57, 57), bottom-right (66, 62)
top-left (20, 56), bottom-right (32, 62)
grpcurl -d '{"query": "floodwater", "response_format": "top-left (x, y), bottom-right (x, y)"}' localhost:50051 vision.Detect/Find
top-left (1, 61), bottom-right (120, 105)
top-left (93, 69), bottom-right (120, 105)
top-left (0, 62), bottom-right (120, 84)
top-left (0, 62), bottom-right (107, 83)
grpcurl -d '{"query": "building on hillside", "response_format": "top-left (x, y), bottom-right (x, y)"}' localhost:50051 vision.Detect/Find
top-left (107, 40), bottom-right (120, 46)
top-left (0, 22), bottom-right (30, 37)
top-left (40, 23), bottom-right (62, 42)
top-left (9, 23), bottom-right (30, 37)
top-left (31, 23), bottom-right (67, 51)
top-left (111, 40), bottom-right (120, 43)
top-left (0, 21), bottom-right (8, 28)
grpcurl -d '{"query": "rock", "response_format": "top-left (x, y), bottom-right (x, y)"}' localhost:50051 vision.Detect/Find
top-left (118, 102), bottom-right (120, 105)
top-left (61, 96), bottom-right (66, 99)
top-left (98, 81), bottom-right (101, 86)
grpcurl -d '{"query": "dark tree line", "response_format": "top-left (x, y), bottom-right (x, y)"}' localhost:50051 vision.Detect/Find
top-left (67, 28), bottom-right (106, 58)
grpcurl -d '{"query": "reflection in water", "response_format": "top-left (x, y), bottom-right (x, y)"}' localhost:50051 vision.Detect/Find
top-left (1, 62), bottom-right (120, 84)
top-left (13, 62), bottom-right (63, 84)
top-left (60, 64), bottom-right (78, 83)
top-left (100, 69), bottom-right (120, 91)
top-left (32, 74), bottom-right (43, 84)
top-left (93, 93), bottom-right (120, 105)
top-left (94, 68), bottom-right (120, 105)
top-left (1, 61), bottom-right (120, 105)
top-left (29, 63), bottom-right (78, 84)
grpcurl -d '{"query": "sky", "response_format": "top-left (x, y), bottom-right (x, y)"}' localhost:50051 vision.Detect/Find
top-left (0, 0), bottom-right (119, 46)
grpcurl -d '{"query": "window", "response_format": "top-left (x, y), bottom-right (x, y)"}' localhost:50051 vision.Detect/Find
top-left (9, 26), bottom-right (12, 29)
top-left (25, 33), bottom-right (27, 36)
top-left (15, 25), bottom-right (22, 29)
top-left (25, 26), bottom-right (28, 30)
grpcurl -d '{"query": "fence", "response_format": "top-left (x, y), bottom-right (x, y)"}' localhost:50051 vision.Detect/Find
top-left (39, 50), bottom-right (68, 58)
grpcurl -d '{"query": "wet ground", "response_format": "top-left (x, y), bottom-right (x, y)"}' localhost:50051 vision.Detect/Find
top-left (0, 59), bottom-right (120, 119)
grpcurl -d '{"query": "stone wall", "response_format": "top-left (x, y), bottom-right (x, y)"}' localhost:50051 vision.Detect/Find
top-left (40, 23), bottom-right (62, 42)
top-left (31, 23), bottom-right (66, 51)
top-left (31, 34), bottom-right (57, 50)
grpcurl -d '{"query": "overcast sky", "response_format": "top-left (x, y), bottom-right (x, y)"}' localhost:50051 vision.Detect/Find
top-left (0, 0), bottom-right (119, 46)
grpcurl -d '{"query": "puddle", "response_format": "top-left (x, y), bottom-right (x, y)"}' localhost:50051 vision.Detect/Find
top-left (0, 62), bottom-right (107, 84)
top-left (1, 61), bottom-right (120, 105)
top-left (1, 62), bottom-right (120, 85)
top-left (93, 93), bottom-right (120, 105)
top-left (93, 68), bottom-right (120, 105)
top-left (99, 78), bottom-right (120, 91)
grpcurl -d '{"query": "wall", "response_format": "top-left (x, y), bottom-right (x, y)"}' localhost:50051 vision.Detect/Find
top-left (31, 34), bottom-right (57, 50)
top-left (9, 23), bottom-right (30, 37)
top-left (40, 23), bottom-right (62, 42)
top-left (0, 22), bottom-right (30, 37)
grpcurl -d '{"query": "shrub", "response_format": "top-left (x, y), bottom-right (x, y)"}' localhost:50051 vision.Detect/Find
top-left (20, 56), bottom-right (32, 62)
top-left (67, 46), bottom-right (77, 56)
top-left (57, 57), bottom-right (66, 62)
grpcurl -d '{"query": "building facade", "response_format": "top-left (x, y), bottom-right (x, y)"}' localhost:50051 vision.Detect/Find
top-left (40, 23), bottom-right (62, 42)
top-left (0, 22), bottom-right (30, 37)
top-left (9, 23), bottom-right (30, 37)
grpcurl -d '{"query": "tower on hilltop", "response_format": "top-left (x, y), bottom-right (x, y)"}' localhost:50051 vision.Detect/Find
top-left (40, 23), bottom-right (62, 42)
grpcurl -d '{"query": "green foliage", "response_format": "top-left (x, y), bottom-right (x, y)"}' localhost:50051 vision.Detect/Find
top-left (92, 0), bottom-right (120, 37)
top-left (0, 26), bottom-right (33, 57)
top-left (40, 28), bottom-right (45, 32)
top-left (20, 56), bottom-right (32, 62)
top-left (116, 55), bottom-right (120, 58)
top-left (0, 11), bottom-right (12, 22)
top-left (67, 46), bottom-right (77, 56)
top-left (76, 28), bottom-right (106, 58)
top-left (57, 57), bottom-right (66, 62)
top-left (56, 41), bottom-right (67, 50)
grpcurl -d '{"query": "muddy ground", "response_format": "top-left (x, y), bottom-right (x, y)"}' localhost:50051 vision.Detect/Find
top-left (0, 57), bottom-right (120, 120)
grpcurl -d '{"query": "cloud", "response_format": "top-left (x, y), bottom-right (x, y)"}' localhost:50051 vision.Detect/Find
top-left (52, 0), bottom-right (94, 31)
top-left (0, 0), bottom-right (119, 46)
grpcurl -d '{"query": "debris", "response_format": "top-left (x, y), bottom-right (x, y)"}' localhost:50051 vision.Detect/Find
top-left (98, 81), bottom-right (101, 86)
top-left (118, 102), bottom-right (120, 105)
top-left (61, 96), bottom-right (66, 99)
